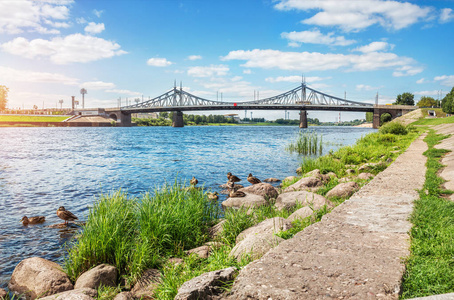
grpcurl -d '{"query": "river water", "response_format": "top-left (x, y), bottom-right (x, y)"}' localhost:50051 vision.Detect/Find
top-left (0, 125), bottom-right (374, 287)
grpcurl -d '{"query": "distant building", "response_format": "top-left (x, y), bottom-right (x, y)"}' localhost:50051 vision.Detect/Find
top-left (224, 113), bottom-right (241, 122)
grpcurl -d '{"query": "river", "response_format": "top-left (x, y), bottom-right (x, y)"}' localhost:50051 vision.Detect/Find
top-left (0, 125), bottom-right (374, 287)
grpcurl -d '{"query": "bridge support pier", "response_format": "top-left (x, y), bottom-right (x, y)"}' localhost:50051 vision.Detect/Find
top-left (373, 108), bottom-right (380, 129)
top-left (172, 111), bottom-right (184, 127)
top-left (299, 110), bottom-right (307, 128)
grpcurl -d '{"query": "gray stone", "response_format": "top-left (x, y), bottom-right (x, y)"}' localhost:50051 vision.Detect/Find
top-left (131, 269), bottom-right (161, 300)
top-left (296, 167), bottom-right (302, 174)
top-left (346, 168), bottom-right (356, 175)
top-left (283, 176), bottom-right (323, 193)
top-left (407, 293), bottom-right (454, 300)
top-left (326, 182), bottom-right (359, 198)
top-left (236, 217), bottom-right (292, 243)
top-left (8, 257), bottom-right (73, 300)
top-left (358, 162), bottom-right (385, 172)
top-left (74, 264), bottom-right (117, 290)
top-left (305, 169), bottom-right (321, 177)
top-left (275, 191), bottom-right (333, 211)
top-left (186, 245), bottom-right (211, 259)
top-left (358, 172), bottom-right (375, 180)
top-left (37, 288), bottom-right (97, 300)
top-left (113, 291), bottom-right (133, 300)
top-left (167, 257), bottom-right (184, 266)
top-left (221, 193), bottom-right (267, 209)
top-left (238, 183), bottom-right (279, 199)
top-left (283, 176), bottom-right (297, 182)
top-left (209, 219), bottom-right (225, 239)
top-left (174, 267), bottom-right (237, 300)
top-left (287, 206), bottom-right (314, 222)
top-left (326, 172), bottom-right (337, 178)
top-left (229, 233), bottom-right (284, 262)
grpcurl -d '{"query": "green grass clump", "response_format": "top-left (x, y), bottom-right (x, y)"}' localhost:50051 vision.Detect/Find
top-left (65, 184), bottom-right (221, 284)
top-left (0, 115), bottom-right (69, 122)
top-left (401, 130), bottom-right (454, 298)
top-left (411, 115), bottom-right (454, 126)
top-left (286, 131), bottom-right (323, 155)
top-left (379, 121), bottom-right (408, 135)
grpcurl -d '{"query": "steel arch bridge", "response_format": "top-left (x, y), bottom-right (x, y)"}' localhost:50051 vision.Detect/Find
top-left (105, 83), bottom-right (415, 128)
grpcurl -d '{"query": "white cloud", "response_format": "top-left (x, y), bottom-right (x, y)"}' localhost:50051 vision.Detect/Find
top-left (265, 76), bottom-right (329, 83)
top-left (222, 49), bottom-right (420, 74)
top-left (84, 22), bottom-right (105, 34)
top-left (147, 57), bottom-right (173, 67)
top-left (353, 41), bottom-right (393, 53)
top-left (0, 66), bottom-right (78, 85)
top-left (356, 84), bottom-right (381, 91)
top-left (275, 0), bottom-right (433, 31)
top-left (392, 65), bottom-right (423, 77)
top-left (416, 78), bottom-right (425, 84)
top-left (93, 9), bottom-right (104, 18)
top-left (0, 0), bottom-right (72, 34)
top-left (8, 90), bottom-right (74, 109)
top-left (188, 64), bottom-right (229, 77)
top-left (440, 8), bottom-right (454, 23)
top-left (105, 89), bottom-right (142, 96)
top-left (281, 29), bottom-right (356, 46)
top-left (1, 34), bottom-right (127, 64)
top-left (76, 17), bottom-right (87, 24)
top-left (414, 90), bottom-right (441, 96)
top-left (434, 75), bottom-right (454, 86)
top-left (188, 55), bottom-right (202, 61)
top-left (80, 81), bottom-right (115, 90)
top-left (243, 69), bottom-right (252, 74)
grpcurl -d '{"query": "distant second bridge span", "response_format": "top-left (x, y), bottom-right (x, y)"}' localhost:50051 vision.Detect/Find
top-left (105, 83), bottom-right (416, 129)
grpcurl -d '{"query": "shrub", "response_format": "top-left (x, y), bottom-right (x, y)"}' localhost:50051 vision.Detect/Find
top-left (379, 122), bottom-right (408, 135)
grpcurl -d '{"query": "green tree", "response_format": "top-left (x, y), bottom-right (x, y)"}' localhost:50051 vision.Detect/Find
top-left (442, 87), bottom-right (454, 114)
top-left (159, 112), bottom-right (169, 119)
top-left (380, 113), bottom-right (392, 125)
top-left (366, 112), bottom-right (373, 122)
top-left (394, 92), bottom-right (415, 106)
top-left (417, 96), bottom-right (437, 107)
top-left (0, 85), bottom-right (8, 110)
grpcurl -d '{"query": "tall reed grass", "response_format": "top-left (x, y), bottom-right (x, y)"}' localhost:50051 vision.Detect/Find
top-left (286, 131), bottom-right (323, 155)
top-left (64, 183), bottom-right (221, 283)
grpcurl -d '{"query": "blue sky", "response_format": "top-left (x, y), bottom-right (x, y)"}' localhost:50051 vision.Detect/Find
top-left (1, 0), bottom-right (453, 121)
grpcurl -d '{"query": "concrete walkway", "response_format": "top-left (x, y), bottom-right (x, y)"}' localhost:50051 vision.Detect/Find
top-left (227, 134), bottom-right (428, 299)
top-left (433, 124), bottom-right (454, 201)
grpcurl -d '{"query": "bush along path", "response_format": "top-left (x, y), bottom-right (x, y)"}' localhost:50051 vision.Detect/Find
top-left (401, 127), bottom-right (454, 299)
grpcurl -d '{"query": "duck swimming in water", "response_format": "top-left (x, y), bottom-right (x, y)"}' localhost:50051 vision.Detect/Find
top-left (227, 172), bottom-right (241, 182)
top-left (21, 216), bottom-right (45, 226)
top-left (247, 173), bottom-right (261, 185)
top-left (56, 206), bottom-right (78, 225)
top-left (190, 176), bottom-right (198, 186)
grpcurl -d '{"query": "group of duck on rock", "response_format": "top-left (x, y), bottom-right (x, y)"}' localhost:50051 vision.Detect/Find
top-left (191, 172), bottom-right (262, 201)
top-left (21, 172), bottom-right (261, 226)
top-left (20, 206), bottom-right (78, 226)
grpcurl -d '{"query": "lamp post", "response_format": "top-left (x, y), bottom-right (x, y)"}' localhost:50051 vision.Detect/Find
top-left (80, 88), bottom-right (87, 109)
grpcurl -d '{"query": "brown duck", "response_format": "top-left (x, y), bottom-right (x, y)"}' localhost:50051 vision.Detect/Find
top-left (247, 173), bottom-right (261, 185)
top-left (227, 172), bottom-right (241, 182)
top-left (207, 192), bottom-right (219, 201)
top-left (229, 190), bottom-right (246, 198)
top-left (21, 216), bottom-right (45, 226)
top-left (56, 206), bottom-right (78, 225)
top-left (190, 176), bottom-right (198, 186)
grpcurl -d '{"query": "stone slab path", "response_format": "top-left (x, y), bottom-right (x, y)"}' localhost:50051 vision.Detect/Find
top-left (433, 124), bottom-right (454, 201)
top-left (226, 134), bottom-right (428, 300)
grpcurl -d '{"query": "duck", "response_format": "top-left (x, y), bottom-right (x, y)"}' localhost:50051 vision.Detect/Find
top-left (56, 206), bottom-right (78, 225)
top-left (229, 190), bottom-right (246, 198)
top-left (21, 216), bottom-right (45, 226)
top-left (247, 173), bottom-right (261, 185)
top-left (227, 172), bottom-right (241, 182)
top-left (190, 176), bottom-right (198, 186)
top-left (207, 192), bottom-right (219, 201)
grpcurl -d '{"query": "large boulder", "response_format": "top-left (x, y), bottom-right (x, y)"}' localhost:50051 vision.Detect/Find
top-left (186, 245), bottom-right (211, 259)
top-left (174, 267), bottom-right (238, 300)
top-left (113, 292), bottom-right (133, 300)
top-left (37, 288), bottom-right (97, 300)
top-left (236, 217), bottom-right (292, 243)
top-left (326, 182), bottom-right (359, 198)
top-left (358, 172), bottom-right (375, 180)
top-left (284, 176), bottom-right (323, 193)
top-left (209, 219), bottom-right (226, 239)
top-left (229, 233), bottom-right (284, 262)
top-left (287, 206), bottom-right (314, 222)
top-left (221, 193), bottom-right (267, 209)
top-left (238, 183), bottom-right (279, 199)
top-left (74, 264), bottom-right (117, 290)
top-left (275, 191), bottom-right (333, 211)
top-left (131, 269), bottom-right (161, 300)
top-left (358, 162), bottom-right (385, 172)
top-left (8, 257), bottom-right (73, 300)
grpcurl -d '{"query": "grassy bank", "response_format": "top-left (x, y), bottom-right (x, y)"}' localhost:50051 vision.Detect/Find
top-left (400, 129), bottom-right (454, 298)
top-left (0, 115), bottom-right (69, 122)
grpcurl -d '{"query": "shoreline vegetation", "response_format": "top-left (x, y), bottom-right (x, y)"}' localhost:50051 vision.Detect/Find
top-left (60, 121), bottom-right (420, 299)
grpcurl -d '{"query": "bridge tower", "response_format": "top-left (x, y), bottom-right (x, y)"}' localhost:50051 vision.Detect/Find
top-left (299, 110), bottom-right (308, 128)
top-left (172, 111), bottom-right (184, 127)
